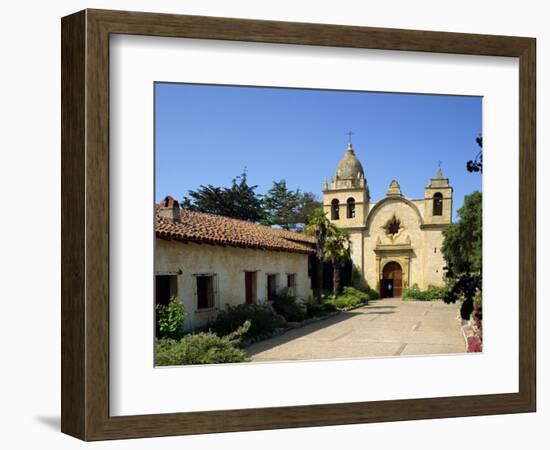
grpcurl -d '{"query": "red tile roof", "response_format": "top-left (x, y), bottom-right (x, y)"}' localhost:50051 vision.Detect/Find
top-left (156, 209), bottom-right (316, 255)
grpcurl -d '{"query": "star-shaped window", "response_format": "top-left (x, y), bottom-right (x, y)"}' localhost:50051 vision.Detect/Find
top-left (385, 215), bottom-right (401, 237)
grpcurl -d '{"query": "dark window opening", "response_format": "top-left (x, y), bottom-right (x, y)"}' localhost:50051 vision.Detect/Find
top-left (155, 275), bottom-right (177, 306)
top-left (331, 199), bottom-right (340, 220)
top-left (196, 275), bottom-right (215, 310)
top-left (433, 192), bottom-right (443, 216)
top-left (308, 255), bottom-right (316, 289)
top-left (245, 271), bottom-right (257, 304)
top-left (385, 215), bottom-right (401, 237)
top-left (346, 197), bottom-right (356, 218)
top-left (267, 274), bottom-right (278, 301)
top-left (287, 273), bottom-right (296, 290)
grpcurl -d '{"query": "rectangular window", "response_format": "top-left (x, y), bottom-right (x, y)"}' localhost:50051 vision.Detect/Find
top-left (287, 273), bottom-right (296, 290)
top-left (196, 275), bottom-right (215, 310)
top-left (155, 274), bottom-right (177, 306)
top-left (267, 274), bottom-right (278, 301)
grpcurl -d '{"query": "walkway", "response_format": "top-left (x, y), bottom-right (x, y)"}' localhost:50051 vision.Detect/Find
top-left (246, 298), bottom-right (466, 362)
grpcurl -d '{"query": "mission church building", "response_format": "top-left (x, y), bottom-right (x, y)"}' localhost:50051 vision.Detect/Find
top-left (323, 142), bottom-right (453, 298)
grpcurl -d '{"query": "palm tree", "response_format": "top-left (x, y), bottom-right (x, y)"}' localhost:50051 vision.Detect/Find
top-left (305, 208), bottom-right (330, 303)
top-left (324, 225), bottom-right (351, 296)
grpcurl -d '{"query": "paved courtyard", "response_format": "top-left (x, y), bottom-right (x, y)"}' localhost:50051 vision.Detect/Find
top-left (246, 298), bottom-right (466, 362)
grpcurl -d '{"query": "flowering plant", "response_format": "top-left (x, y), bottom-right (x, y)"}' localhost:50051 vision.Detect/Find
top-left (467, 335), bottom-right (482, 352)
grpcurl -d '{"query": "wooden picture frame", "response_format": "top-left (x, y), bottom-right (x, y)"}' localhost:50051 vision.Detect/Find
top-left (61, 9), bottom-right (536, 441)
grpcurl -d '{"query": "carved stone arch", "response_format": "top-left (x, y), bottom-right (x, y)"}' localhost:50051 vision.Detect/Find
top-left (365, 196), bottom-right (424, 234)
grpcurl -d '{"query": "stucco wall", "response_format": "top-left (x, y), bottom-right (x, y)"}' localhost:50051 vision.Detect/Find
top-left (155, 239), bottom-right (312, 329)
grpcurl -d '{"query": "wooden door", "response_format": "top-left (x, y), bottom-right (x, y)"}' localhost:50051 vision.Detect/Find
top-left (382, 262), bottom-right (403, 298)
top-left (245, 272), bottom-right (255, 304)
top-left (393, 270), bottom-right (403, 297)
top-left (267, 274), bottom-right (277, 301)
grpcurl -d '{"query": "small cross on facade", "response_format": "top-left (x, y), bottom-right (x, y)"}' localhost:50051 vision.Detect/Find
top-left (347, 131), bottom-right (354, 144)
top-left (438, 160), bottom-right (443, 168)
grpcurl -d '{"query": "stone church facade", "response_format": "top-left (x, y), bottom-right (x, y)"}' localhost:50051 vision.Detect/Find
top-left (323, 143), bottom-right (453, 298)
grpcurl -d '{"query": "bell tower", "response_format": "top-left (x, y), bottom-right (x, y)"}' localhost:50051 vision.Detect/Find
top-left (424, 167), bottom-right (453, 225)
top-left (323, 142), bottom-right (370, 228)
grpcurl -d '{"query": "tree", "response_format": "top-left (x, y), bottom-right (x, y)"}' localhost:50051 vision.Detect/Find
top-left (262, 181), bottom-right (323, 230)
top-left (181, 170), bottom-right (263, 222)
top-left (466, 135), bottom-right (483, 173)
top-left (441, 191), bottom-right (482, 319)
top-left (295, 192), bottom-right (323, 229)
top-left (442, 191), bottom-right (482, 275)
top-left (305, 208), bottom-right (330, 303)
top-left (261, 180), bottom-right (301, 230)
top-left (324, 225), bottom-right (351, 296)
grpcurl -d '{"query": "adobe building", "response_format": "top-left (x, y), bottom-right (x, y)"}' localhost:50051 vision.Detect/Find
top-left (155, 196), bottom-right (315, 330)
top-left (323, 143), bottom-right (453, 297)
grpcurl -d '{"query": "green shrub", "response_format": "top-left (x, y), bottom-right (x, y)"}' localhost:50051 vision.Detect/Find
top-left (155, 321), bottom-right (250, 366)
top-left (344, 286), bottom-right (371, 301)
top-left (366, 287), bottom-right (380, 300)
top-left (209, 304), bottom-right (280, 340)
top-left (156, 296), bottom-right (187, 338)
top-left (403, 284), bottom-right (423, 300)
top-left (272, 294), bottom-right (307, 322)
top-left (345, 286), bottom-right (379, 301)
top-left (325, 286), bottom-right (371, 309)
top-left (403, 284), bottom-right (447, 301)
top-left (325, 296), bottom-right (360, 309)
top-left (426, 284), bottom-right (447, 300)
top-left (304, 299), bottom-right (337, 317)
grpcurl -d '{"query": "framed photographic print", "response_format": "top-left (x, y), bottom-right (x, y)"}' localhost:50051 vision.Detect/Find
top-left (61, 9), bottom-right (536, 441)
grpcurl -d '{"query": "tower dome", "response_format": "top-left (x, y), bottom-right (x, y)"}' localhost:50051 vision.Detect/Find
top-left (336, 143), bottom-right (364, 180)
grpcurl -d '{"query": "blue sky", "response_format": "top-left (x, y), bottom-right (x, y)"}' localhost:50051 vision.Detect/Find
top-left (155, 83), bottom-right (482, 219)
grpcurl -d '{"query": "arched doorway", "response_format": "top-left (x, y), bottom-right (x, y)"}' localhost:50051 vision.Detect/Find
top-left (381, 261), bottom-right (403, 298)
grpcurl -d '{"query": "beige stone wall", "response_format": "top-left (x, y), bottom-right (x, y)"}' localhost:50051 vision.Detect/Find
top-left (155, 239), bottom-right (312, 330)
top-left (421, 228), bottom-right (448, 287)
top-left (347, 229), bottom-right (365, 285)
top-left (411, 199), bottom-right (426, 217)
top-left (364, 198), bottom-right (425, 291)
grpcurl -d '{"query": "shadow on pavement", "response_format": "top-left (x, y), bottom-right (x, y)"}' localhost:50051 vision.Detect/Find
top-left (245, 302), bottom-right (396, 357)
